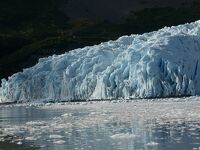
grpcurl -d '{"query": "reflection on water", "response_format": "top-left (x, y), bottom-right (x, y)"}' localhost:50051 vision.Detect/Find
top-left (0, 140), bottom-right (39, 150)
top-left (0, 99), bottom-right (200, 150)
top-left (0, 106), bottom-right (63, 124)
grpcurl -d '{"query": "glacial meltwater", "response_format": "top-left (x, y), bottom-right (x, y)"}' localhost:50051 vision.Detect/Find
top-left (1, 97), bottom-right (200, 150)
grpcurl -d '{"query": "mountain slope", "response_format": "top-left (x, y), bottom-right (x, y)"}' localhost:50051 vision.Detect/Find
top-left (1, 0), bottom-right (200, 79)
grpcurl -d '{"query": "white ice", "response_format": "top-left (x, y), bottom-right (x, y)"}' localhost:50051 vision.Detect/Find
top-left (1, 21), bottom-right (200, 102)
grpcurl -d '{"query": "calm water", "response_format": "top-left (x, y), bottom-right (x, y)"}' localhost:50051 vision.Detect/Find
top-left (0, 99), bottom-right (200, 150)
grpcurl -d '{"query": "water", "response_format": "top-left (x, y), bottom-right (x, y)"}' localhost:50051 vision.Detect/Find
top-left (1, 98), bottom-right (200, 150)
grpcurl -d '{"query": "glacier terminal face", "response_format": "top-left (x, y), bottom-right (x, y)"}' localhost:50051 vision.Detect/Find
top-left (1, 21), bottom-right (200, 103)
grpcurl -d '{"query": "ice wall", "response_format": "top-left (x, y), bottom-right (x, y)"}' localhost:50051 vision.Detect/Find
top-left (1, 21), bottom-right (200, 103)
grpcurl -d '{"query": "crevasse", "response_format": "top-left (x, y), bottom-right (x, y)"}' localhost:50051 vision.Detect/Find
top-left (1, 21), bottom-right (200, 103)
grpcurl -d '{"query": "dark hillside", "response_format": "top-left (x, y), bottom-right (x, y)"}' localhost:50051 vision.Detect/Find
top-left (1, 0), bottom-right (200, 79)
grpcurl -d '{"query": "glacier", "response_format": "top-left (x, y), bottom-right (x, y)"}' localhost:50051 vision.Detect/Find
top-left (1, 21), bottom-right (200, 103)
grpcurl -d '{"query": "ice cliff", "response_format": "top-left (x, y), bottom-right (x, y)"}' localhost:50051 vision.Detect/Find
top-left (1, 21), bottom-right (200, 103)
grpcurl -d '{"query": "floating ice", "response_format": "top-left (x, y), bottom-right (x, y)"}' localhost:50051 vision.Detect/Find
top-left (1, 98), bottom-right (200, 148)
top-left (146, 142), bottom-right (159, 146)
top-left (1, 21), bottom-right (200, 103)
top-left (16, 141), bottom-right (23, 145)
top-left (49, 134), bottom-right (63, 139)
top-left (110, 133), bottom-right (136, 140)
top-left (53, 140), bottom-right (66, 144)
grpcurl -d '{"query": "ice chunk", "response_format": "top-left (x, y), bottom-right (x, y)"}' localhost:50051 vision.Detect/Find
top-left (1, 21), bottom-right (200, 103)
top-left (146, 142), bottom-right (159, 146)
top-left (49, 134), bottom-right (63, 139)
top-left (110, 133), bottom-right (136, 140)
top-left (53, 140), bottom-right (66, 144)
top-left (16, 141), bottom-right (22, 145)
